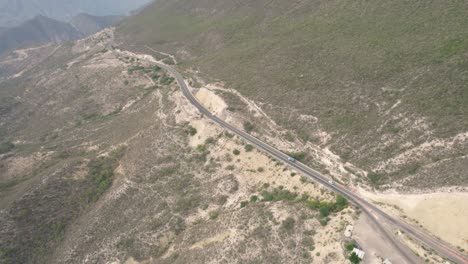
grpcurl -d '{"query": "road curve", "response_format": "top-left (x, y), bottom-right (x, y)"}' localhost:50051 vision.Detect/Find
top-left (157, 62), bottom-right (468, 264)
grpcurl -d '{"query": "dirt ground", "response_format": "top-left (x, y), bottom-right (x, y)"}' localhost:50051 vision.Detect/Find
top-left (353, 214), bottom-right (412, 264)
top-left (360, 190), bottom-right (468, 249)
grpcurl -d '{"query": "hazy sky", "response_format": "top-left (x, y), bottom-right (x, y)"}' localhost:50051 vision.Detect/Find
top-left (0, 0), bottom-right (153, 27)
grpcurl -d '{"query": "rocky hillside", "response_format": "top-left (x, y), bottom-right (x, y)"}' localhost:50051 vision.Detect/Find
top-left (0, 29), bottom-right (361, 264)
top-left (117, 0), bottom-right (468, 190)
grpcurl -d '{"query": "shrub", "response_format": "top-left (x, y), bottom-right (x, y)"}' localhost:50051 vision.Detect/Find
top-left (319, 206), bottom-right (330, 217)
top-left (205, 137), bottom-right (215, 145)
top-left (349, 252), bottom-right (360, 264)
top-left (160, 75), bottom-right (175, 85)
top-left (345, 243), bottom-right (356, 251)
top-left (0, 141), bottom-right (15, 154)
top-left (335, 195), bottom-right (348, 210)
top-left (244, 144), bottom-right (254, 152)
top-left (224, 131), bottom-right (234, 138)
top-left (257, 167), bottom-right (264, 172)
top-left (368, 171), bottom-right (383, 185)
top-left (281, 217), bottom-right (295, 231)
top-left (186, 125), bottom-right (197, 136)
top-left (243, 122), bottom-right (254, 133)
top-left (233, 149), bottom-right (240, 155)
top-left (285, 132), bottom-right (294, 142)
top-left (196, 145), bottom-right (206, 152)
top-left (288, 152), bottom-right (306, 162)
top-left (209, 211), bottom-right (219, 220)
top-left (319, 219), bottom-right (328, 226)
top-left (250, 195), bottom-right (258, 202)
top-left (240, 201), bottom-right (248, 208)
top-left (127, 65), bottom-right (144, 74)
top-left (226, 165), bottom-right (235, 171)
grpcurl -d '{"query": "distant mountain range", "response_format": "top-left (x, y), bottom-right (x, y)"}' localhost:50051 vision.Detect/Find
top-left (0, 0), bottom-right (151, 27)
top-left (70, 13), bottom-right (123, 36)
top-left (0, 14), bottom-right (122, 55)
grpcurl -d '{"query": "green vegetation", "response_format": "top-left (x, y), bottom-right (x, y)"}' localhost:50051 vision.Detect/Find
top-left (244, 144), bottom-right (254, 152)
top-left (345, 242), bottom-right (356, 251)
top-left (0, 177), bottom-right (27, 192)
top-left (368, 171), bottom-right (383, 186)
top-left (83, 146), bottom-right (126, 203)
top-left (127, 65), bottom-right (145, 74)
top-left (160, 75), bottom-right (175, 85)
top-left (256, 187), bottom-right (348, 223)
top-left (240, 201), bottom-right (248, 208)
top-left (281, 217), bottom-right (295, 232)
top-left (196, 144), bottom-right (207, 152)
top-left (143, 85), bottom-right (159, 97)
top-left (285, 132), bottom-right (294, 142)
top-left (233, 149), bottom-right (240, 155)
top-left (119, 0), bottom-right (468, 188)
top-left (0, 141), bottom-right (15, 154)
top-left (186, 125), bottom-right (197, 136)
top-left (205, 137), bottom-right (216, 145)
top-left (209, 211), bottom-right (219, 220)
top-left (288, 152), bottom-right (306, 162)
top-left (224, 131), bottom-right (234, 138)
top-left (349, 252), bottom-right (361, 264)
top-left (243, 122), bottom-right (254, 133)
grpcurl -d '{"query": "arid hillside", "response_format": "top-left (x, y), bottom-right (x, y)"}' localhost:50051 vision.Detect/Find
top-left (118, 0), bottom-right (468, 190)
top-left (0, 29), bottom-right (367, 264)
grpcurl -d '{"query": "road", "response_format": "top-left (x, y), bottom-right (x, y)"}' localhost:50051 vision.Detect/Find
top-left (156, 62), bottom-right (468, 264)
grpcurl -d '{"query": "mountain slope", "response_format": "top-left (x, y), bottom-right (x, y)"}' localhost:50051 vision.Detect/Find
top-left (0, 15), bottom-right (82, 55)
top-left (0, 0), bottom-right (151, 27)
top-left (0, 29), bottom-right (359, 264)
top-left (117, 0), bottom-right (468, 189)
top-left (70, 13), bottom-right (123, 36)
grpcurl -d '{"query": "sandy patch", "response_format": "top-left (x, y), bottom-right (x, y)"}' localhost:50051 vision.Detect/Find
top-left (361, 190), bottom-right (468, 248)
top-left (194, 87), bottom-right (227, 116)
top-left (0, 155), bottom-right (39, 181)
top-left (188, 119), bottom-right (222, 147)
top-left (190, 230), bottom-right (231, 250)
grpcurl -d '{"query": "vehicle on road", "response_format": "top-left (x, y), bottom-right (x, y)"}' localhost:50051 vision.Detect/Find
top-left (288, 157), bottom-right (296, 162)
top-left (328, 180), bottom-right (334, 185)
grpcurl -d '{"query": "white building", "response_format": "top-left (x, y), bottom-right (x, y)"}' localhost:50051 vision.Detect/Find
top-left (352, 248), bottom-right (365, 260)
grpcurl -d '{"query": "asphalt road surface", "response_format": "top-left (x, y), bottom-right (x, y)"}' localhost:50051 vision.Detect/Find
top-left (156, 62), bottom-right (468, 264)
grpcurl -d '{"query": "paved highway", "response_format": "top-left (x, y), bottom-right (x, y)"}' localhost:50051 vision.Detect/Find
top-left (156, 62), bottom-right (468, 264)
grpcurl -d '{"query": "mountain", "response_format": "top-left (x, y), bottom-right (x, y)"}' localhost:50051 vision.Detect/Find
top-left (0, 28), bottom-right (362, 264)
top-left (70, 13), bottom-right (123, 36)
top-left (0, 1), bottom-right (467, 263)
top-left (0, 13), bottom-right (124, 55)
top-left (0, 15), bottom-right (82, 55)
top-left (0, 0), bottom-right (152, 27)
top-left (118, 0), bottom-right (468, 189)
